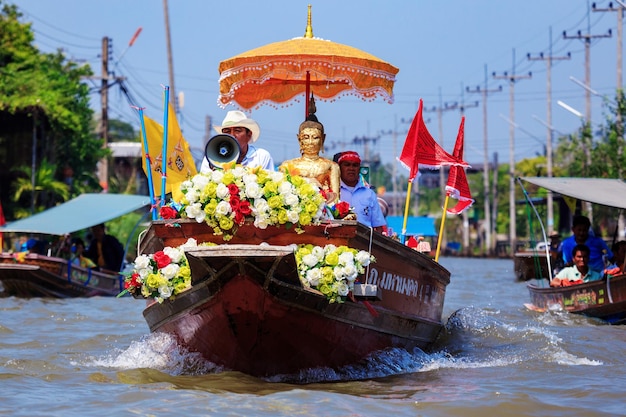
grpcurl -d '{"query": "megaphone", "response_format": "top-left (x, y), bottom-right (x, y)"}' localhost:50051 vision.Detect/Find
top-left (204, 134), bottom-right (241, 169)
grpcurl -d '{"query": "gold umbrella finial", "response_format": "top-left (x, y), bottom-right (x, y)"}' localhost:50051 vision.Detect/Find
top-left (304, 4), bottom-right (314, 38)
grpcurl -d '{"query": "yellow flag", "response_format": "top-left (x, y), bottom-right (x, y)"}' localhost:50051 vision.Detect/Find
top-left (142, 103), bottom-right (197, 202)
top-left (563, 195), bottom-right (577, 214)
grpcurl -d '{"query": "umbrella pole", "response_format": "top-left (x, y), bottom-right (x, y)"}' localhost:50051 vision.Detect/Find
top-left (305, 71), bottom-right (310, 118)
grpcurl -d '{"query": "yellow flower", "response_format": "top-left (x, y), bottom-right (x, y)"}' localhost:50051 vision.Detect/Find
top-left (263, 181), bottom-right (278, 196)
top-left (277, 209), bottom-right (289, 224)
top-left (325, 251), bottom-right (339, 266)
top-left (222, 171), bottom-right (235, 185)
top-left (267, 195), bottom-right (283, 209)
top-left (219, 216), bottom-right (235, 231)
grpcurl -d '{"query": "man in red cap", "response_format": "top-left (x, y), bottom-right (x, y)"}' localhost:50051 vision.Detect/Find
top-left (338, 151), bottom-right (386, 233)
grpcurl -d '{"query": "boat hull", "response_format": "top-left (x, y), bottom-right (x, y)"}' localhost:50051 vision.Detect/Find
top-left (139, 220), bottom-right (450, 377)
top-left (0, 253), bottom-right (124, 298)
top-left (526, 274), bottom-right (626, 324)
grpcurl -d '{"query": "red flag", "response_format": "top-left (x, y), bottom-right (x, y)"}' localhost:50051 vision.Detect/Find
top-left (398, 99), bottom-right (468, 182)
top-left (445, 117), bottom-right (474, 214)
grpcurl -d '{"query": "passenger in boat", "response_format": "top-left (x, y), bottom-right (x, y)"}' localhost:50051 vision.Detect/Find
top-left (84, 223), bottom-right (124, 272)
top-left (560, 215), bottom-right (613, 273)
top-left (550, 244), bottom-right (602, 287)
top-left (338, 151), bottom-right (387, 233)
top-left (278, 113), bottom-right (340, 203)
top-left (200, 110), bottom-right (275, 172)
top-left (70, 237), bottom-right (96, 269)
top-left (549, 231), bottom-right (563, 273)
top-left (605, 240), bottom-right (626, 275)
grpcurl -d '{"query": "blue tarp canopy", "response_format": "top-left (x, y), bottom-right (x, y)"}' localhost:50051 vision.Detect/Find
top-left (385, 216), bottom-right (437, 236)
top-left (0, 194), bottom-right (151, 235)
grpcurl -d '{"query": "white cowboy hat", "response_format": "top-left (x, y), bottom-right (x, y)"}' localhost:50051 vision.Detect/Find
top-left (214, 111), bottom-right (261, 143)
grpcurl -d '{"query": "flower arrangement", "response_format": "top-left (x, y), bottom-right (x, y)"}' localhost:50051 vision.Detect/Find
top-left (295, 243), bottom-right (375, 303)
top-left (119, 238), bottom-right (199, 303)
top-left (176, 166), bottom-right (326, 240)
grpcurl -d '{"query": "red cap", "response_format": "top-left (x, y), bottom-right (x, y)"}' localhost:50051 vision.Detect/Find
top-left (338, 151), bottom-right (361, 164)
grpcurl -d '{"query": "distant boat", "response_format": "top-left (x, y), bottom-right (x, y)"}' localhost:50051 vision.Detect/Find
top-left (0, 194), bottom-right (150, 298)
top-left (520, 177), bottom-right (626, 324)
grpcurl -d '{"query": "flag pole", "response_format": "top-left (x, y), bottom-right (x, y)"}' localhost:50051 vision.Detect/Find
top-left (434, 195), bottom-right (450, 262)
top-left (401, 181), bottom-right (413, 244)
top-left (136, 107), bottom-right (157, 220)
top-left (160, 86), bottom-right (170, 215)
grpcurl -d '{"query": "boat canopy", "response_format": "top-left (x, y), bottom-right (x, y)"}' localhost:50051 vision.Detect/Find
top-left (520, 177), bottom-right (626, 210)
top-left (0, 194), bottom-right (150, 235)
top-left (385, 216), bottom-right (437, 236)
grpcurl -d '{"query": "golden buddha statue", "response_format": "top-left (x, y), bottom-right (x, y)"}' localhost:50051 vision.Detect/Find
top-left (279, 108), bottom-right (340, 203)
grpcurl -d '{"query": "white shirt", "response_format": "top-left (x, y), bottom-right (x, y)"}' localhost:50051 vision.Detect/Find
top-left (200, 145), bottom-right (275, 172)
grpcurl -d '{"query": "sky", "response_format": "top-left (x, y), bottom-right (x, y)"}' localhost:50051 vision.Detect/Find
top-left (10, 0), bottom-right (625, 171)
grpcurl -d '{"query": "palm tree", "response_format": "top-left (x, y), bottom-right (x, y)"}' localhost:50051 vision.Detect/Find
top-left (12, 159), bottom-right (70, 218)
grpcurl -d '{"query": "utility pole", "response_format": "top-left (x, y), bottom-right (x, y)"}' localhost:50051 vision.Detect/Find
top-left (467, 65), bottom-right (502, 256)
top-left (528, 27), bottom-right (571, 235)
top-left (493, 49), bottom-right (531, 255)
top-left (455, 90), bottom-right (478, 256)
top-left (424, 88), bottom-right (458, 202)
top-left (564, 9), bottom-right (611, 222)
top-left (90, 37), bottom-right (125, 192)
top-left (163, 0), bottom-right (177, 110)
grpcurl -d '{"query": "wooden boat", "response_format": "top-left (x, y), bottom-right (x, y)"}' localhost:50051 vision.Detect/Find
top-left (136, 218), bottom-right (451, 377)
top-left (0, 252), bottom-right (123, 298)
top-left (526, 274), bottom-right (626, 324)
top-left (0, 193), bottom-right (149, 298)
top-left (519, 177), bottom-right (626, 323)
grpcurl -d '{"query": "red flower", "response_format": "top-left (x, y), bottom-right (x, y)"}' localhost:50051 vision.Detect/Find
top-left (125, 272), bottom-right (140, 290)
top-left (160, 206), bottom-right (178, 219)
top-left (335, 201), bottom-right (351, 217)
top-left (153, 251), bottom-right (172, 269)
top-left (238, 200), bottom-right (252, 215)
top-left (227, 183), bottom-right (240, 196)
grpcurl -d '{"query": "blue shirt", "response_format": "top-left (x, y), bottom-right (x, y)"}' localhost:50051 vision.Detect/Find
top-left (340, 180), bottom-right (386, 228)
top-left (561, 235), bottom-right (613, 273)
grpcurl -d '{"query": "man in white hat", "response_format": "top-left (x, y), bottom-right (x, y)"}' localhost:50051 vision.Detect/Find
top-left (200, 110), bottom-right (275, 172)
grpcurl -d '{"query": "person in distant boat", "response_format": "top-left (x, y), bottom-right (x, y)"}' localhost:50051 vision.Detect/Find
top-left (560, 215), bottom-right (612, 273)
top-left (70, 237), bottom-right (96, 269)
top-left (278, 113), bottom-right (340, 203)
top-left (200, 111), bottom-right (275, 172)
top-left (85, 223), bottom-right (124, 272)
top-left (338, 150), bottom-right (386, 233)
top-left (550, 244), bottom-right (602, 287)
top-left (605, 240), bottom-right (626, 275)
top-left (549, 231), bottom-right (563, 274)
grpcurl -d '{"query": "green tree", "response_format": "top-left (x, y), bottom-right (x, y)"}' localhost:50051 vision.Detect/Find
top-left (0, 2), bottom-right (106, 219)
top-left (11, 159), bottom-right (69, 218)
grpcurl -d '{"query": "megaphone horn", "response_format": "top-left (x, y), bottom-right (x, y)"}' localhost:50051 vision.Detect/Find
top-left (205, 134), bottom-right (241, 169)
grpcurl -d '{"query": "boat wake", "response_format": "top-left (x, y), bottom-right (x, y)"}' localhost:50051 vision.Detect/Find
top-left (85, 306), bottom-right (600, 385)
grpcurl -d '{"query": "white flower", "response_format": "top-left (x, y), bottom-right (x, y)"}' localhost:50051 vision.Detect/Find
top-left (311, 246), bottom-right (325, 259)
top-left (254, 216), bottom-right (270, 229)
top-left (137, 268), bottom-right (150, 279)
top-left (269, 171), bottom-right (285, 182)
top-left (185, 202), bottom-right (205, 222)
top-left (210, 169), bottom-right (224, 183)
top-left (184, 187), bottom-right (200, 204)
top-left (215, 200), bottom-right (232, 216)
top-left (338, 251), bottom-right (354, 266)
top-left (191, 173), bottom-right (210, 190)
top-left (284, 194), bottom-right (299, 207)
top-left (306, 268), bottom-right (322, 286)
top-left (278, 181), bottom-right (295, 196)
top-left (356, 251), bottom-right (372, 266)
top-left (216, 183), bottom-right (230, 199)
top-left (253, 199), bottom-right (270, 214)
top-left (335, 281), bottom-right (350, 297)
top-left (163, 246), bottom-right (184, 263)
top-left (244, 182), bottom-right (263, 199)
top-left (231, 166), bottom-right (246, 178)
top-left (181, 238), bottom-right (198, 249)
top-left (287, 210), bottom-right (300, 223)
top-left (134, 254), bottom-right (151, 270)
top-left (343, 264), bottom-right (358, 281)
top-left (242, 173), bottom-right (258, 185)
top-left (158, 285), bottom-right (172, 299)
top-left (160, 263), bottom-right (180, 279)
top-left (302, 253), bottom-right (320, 268)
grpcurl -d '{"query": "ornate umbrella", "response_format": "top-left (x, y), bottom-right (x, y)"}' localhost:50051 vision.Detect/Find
top-left (218, 5), bottom-right (399, 116)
